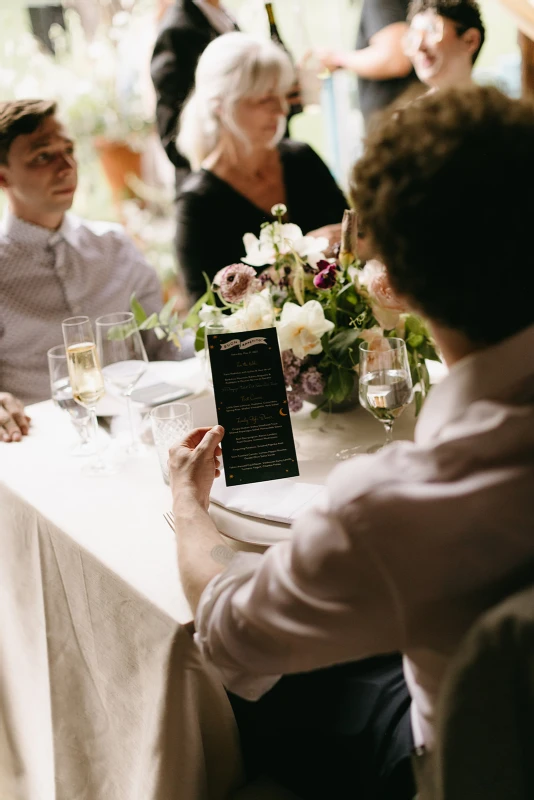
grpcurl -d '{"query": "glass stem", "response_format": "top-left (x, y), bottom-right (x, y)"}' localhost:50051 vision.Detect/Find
top-left (79, 417), bottom-right (92, 444)
top-left (126, 393), bottom-right (137, 448)
top-left (90, 408), bottom-right (105, 468)
top-left (383, 421), bottom-right (394, 446)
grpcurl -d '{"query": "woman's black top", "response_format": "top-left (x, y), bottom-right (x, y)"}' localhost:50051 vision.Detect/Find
top-left (175, 139), bottom-right (348, 300)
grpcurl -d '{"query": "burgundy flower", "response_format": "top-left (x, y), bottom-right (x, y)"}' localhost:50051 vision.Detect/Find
top-left (313, 262), bottom-right (338, 290)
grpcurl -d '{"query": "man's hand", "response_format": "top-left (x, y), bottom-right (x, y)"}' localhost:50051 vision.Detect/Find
top-left (315, 48), bottom-right (344, 73)
top-left (0, 393), bottom-right (31, 442)
top-left (169, 426), bottom-right (224, 510)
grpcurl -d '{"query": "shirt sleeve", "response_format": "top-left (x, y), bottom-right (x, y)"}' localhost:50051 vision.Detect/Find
top-left (151, 23), bottom-right (206, 169)
top-left (195, 490), bottom-right (403, 700)
top-left (292, 144), bottom-right (348, 232)
top-left (175, 188), bottom-right (231, 301)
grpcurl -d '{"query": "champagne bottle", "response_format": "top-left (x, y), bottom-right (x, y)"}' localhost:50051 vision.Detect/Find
top-left (265, 2), bottom-right (303, 115)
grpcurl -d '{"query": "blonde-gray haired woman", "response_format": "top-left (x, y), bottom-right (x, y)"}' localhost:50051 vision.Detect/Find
top-left (175, 31), bottom-right (347, 301)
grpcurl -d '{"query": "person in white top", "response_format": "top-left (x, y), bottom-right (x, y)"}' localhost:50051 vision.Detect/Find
top-left (403, 0), bottom-right (484, 90)
top-left (168, 86), bottom-right (534, 798)
top-left (0, 99), bottom-right (191, 437)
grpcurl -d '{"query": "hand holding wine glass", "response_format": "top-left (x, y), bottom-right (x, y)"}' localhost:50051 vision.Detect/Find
top-left (337, 337), bottom-right (413, 460)
top-left (96, 312), bottom-right (148, 456)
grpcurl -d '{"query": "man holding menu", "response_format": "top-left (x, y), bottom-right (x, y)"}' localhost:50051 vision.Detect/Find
top-left (168, 86), bottom-right (534, 799)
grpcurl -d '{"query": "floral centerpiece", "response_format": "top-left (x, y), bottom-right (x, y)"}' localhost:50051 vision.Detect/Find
top-left (131, 205), bottom-right (440, 416)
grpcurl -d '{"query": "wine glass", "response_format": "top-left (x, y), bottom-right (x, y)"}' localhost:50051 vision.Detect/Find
top-left (47, 344), bottom-right (94, 456)
top-left (204, 320), bottom-right (226, 388)
top-left (336, 338), bottom-right (413, 460)
top-left (61, 315), bottom-right (112, 475)
top-left (96, 312), bottom-right (148, 456)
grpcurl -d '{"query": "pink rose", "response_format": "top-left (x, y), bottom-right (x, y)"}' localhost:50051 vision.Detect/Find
top-left (357, 327), bottom-right (392, 372)
top-left (358, 260), bottom-right (407, 330)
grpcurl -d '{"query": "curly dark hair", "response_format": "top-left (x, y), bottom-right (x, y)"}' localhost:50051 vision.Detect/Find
top-left (407, 0), bottom-right (485, 63)
top-left (0, 100), bottom-right (57, 164)
top-left (351, 86), bottom-right (534, 345)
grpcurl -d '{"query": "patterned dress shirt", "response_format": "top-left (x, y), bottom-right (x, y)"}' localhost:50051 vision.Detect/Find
top-left (0, 211), bottom-right (181, 405)
top-left (195, 323), bottom-right (534, 748)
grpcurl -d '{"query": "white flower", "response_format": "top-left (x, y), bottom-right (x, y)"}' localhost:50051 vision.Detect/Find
top-left (277, 300), bottom-right (334, 360)
top-left (271, 203), bottom-right (287, 217)
top-left (242, 222), bottom-right (328, 268)
top-left (198, 304), bottom-right (221, 325)
top-left (223, 289), bottom-right (274, 332)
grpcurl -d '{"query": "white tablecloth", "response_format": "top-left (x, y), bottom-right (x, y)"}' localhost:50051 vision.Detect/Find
top-left (0, 356), bottom-right (425, 798)
top-left (0, 358), bottom-right (244, 800)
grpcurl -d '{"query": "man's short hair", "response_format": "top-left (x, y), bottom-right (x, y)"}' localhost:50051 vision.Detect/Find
top-left (407, 0), bottom-right (485, 63)
top-left (0, 100), bottom-right (57, 165)
top-left (352, 86), bottom-right (534, 345)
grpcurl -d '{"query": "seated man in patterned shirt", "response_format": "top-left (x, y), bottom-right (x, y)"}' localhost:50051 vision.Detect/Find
top-left (0, 99), bottom-right (191, 440)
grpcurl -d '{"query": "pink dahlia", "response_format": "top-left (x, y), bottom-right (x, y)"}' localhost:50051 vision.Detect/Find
top-left (215, 264), bottom-right (260, 304)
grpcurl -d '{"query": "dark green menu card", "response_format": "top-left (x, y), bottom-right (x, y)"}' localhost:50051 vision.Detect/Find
top-left (207, 327), bottom-right (299, 486)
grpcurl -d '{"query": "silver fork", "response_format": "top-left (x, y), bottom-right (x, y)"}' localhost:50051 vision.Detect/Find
top-left (163, 511), bottom-right (175, 533)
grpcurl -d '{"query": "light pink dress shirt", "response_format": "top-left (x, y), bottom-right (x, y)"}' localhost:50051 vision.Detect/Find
top-left (195, 323), bottom-right (534, 747)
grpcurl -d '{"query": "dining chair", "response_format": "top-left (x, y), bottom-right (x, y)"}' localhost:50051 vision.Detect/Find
top-left (414, 584), bottom-right (534, 800)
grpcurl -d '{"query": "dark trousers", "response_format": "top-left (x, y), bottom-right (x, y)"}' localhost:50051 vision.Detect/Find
top-left (228, 653), bottom-right (415, 800)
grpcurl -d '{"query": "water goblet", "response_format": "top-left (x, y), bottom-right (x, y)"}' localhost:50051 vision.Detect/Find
top-left (62, 315), bottom-right (112, 475)
top-left (96, 312), bottom-right (149, 456)
top-left (150, 402), bottom-right (193, 484)
top-left (336, 337), bottom-right (413, 460)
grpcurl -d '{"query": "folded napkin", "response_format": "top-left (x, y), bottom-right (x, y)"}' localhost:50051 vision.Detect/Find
top-left (209, 476), bottom-right (327, 525)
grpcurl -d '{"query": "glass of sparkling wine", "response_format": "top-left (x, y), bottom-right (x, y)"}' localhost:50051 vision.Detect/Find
top-left (337, 338), bottom-right (413, 460)
top-left (61, 316), bottom-right (110, 475)
top-left (47, 344), bottom-right (93, 455)
top-left (96, 312), bottom-right (149, 456)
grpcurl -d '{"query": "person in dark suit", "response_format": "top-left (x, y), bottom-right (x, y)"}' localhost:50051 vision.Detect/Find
top-left (150, 0), bottom-right (238, 188)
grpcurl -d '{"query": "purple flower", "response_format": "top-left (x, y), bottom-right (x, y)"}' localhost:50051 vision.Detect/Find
top-left (281, 349), bottom-right (303, 384)
top-left (300, 367), bottom-right (325, 396)
top-left (281, 349), bottom-right (303, 370)
top-left (287, 387), bottom-right (304, 413)
top-left (313, 262), bottom-right (338, 290)
top-left (215, 264), bottom-right (260, 304)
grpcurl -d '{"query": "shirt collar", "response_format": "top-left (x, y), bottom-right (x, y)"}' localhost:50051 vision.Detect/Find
top-left (416, 323), bottom-right (534, 444)
top-left (2, 209), bottom-right (82, 251)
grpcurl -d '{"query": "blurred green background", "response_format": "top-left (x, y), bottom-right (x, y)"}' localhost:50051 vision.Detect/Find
top-left (0, 0), bottom-right (521, 289)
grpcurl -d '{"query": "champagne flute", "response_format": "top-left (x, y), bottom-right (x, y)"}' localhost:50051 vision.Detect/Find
top-left (337, 338), bottom-right (413, 460)
top-left (96, 312), bottom-right (148, 456)
top-left (62, 315), bottom-right (111, 475)
top-left (47, 344), bottom-right (94, 455)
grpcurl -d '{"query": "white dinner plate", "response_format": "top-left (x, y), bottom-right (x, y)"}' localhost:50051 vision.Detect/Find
top-left (209, 502), bottom-right (292, 547)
